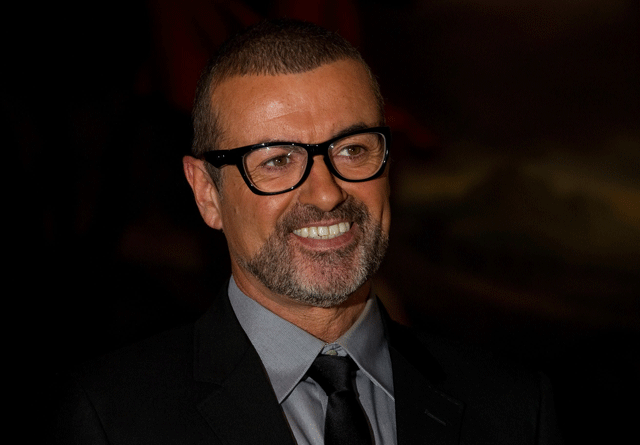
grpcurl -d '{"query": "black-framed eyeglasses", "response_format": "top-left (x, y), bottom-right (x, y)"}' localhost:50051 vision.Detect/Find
top-left (202, 126), bottom-right (391, 195)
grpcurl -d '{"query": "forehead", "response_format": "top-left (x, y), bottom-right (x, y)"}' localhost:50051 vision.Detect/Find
top-left (211, 60), bottom-right (381, 147)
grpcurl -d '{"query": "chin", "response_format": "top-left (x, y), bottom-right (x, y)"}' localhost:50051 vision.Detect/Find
top-left (284, 270), bottom-right (365, 308)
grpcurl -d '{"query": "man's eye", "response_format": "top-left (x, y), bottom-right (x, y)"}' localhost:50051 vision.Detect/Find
top-left (337, 145), bottom-right (365, 157)
top-left (263, 154), bottom-right (291, 167)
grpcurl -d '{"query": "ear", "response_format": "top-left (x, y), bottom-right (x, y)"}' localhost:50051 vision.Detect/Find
top-left (183, 156), bottom-right (224, 230)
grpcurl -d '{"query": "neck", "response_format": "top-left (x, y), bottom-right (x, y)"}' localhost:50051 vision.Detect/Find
top-left (232, 271), bottom-right (370, 343)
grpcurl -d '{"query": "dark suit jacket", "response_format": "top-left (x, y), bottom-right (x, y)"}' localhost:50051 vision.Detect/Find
top-left (54, 285), bottom-right (562, 444)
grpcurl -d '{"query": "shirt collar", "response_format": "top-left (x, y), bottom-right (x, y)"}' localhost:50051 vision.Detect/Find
top-left (228, 276), bottom-right (394, 403)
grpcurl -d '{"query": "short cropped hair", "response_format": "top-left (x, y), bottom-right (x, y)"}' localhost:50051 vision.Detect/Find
top-left (191, 18), bottom-right (384, 186)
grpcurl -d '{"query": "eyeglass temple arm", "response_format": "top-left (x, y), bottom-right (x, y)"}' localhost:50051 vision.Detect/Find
top-left (203, 150), bottom-right (238, 168)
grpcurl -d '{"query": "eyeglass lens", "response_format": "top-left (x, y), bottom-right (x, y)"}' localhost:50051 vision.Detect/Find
top-left (242, 132), bottom-right (386, 193)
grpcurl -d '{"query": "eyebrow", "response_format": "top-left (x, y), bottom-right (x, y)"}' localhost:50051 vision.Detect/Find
top-left (257, 122), bottom-right (377, 146)
top-left (331, 122), bottom-right (374, 139)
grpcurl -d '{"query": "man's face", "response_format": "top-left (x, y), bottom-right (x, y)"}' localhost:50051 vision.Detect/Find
top-left (209, 59), bottom-right (391, 308)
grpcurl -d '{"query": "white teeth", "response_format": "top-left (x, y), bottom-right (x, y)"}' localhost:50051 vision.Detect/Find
top-left (293, 222), bottom-right (351, 240)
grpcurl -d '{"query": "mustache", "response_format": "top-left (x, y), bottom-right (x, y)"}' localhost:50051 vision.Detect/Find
top-left (276, 196), bottom-right (369, 234)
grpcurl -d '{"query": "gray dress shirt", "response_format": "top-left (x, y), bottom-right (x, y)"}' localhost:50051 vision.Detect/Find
top-left (228, 277), bottom-right (397, 445)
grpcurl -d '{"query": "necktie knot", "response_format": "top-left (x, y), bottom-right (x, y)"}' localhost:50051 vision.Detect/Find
top-left (308, 354), bottom-right (358, 395)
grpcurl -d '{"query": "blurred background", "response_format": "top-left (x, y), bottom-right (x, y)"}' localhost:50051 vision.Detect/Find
top-left (10, 0), bottom-right (638, 443)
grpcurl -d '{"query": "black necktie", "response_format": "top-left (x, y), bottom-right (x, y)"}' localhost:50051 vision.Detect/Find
top-left (308, 354), bottom-right (374, 445)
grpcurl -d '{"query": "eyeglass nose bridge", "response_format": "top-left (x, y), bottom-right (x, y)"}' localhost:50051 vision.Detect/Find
top-left (302, 139), bottom-right (332, 158)
top-left (298, 141), bottom-right (343, 184)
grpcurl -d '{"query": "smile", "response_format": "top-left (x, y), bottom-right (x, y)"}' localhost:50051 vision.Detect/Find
top-left (293, 222), bottom-right (351, 240)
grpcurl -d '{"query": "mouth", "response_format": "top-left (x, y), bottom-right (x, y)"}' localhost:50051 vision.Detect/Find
top-left (292, 222), bottom-right (351, 240)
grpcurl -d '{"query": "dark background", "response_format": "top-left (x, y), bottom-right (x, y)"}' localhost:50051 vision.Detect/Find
top-left (10, 1), bottom-right (638, 443)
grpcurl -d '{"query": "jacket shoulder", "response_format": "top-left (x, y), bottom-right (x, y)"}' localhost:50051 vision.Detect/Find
top-left (388, 321), bottom-right (562, 444)
top-left (53, 323), bottom-right (219, 444)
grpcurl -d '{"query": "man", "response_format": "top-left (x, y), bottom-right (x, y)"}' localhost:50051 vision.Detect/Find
top-left (55, 19), bottom-right (561, 444)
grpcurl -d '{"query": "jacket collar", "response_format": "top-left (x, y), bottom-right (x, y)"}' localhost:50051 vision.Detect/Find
top-left (383, 306), bottom-right (465, 445)
top-left (193, 283), bottom-right (297, 444)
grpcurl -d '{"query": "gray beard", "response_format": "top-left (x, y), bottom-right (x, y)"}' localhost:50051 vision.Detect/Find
top-left (238, 196), bottom-right (388, 308)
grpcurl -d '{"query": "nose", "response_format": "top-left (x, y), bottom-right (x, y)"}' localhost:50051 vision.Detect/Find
top-left (297, 156), bottom-right (347, 212)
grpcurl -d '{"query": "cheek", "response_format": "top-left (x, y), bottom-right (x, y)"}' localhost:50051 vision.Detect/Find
top-left (379, 196), bottom-right (392, 235)
top-left (222, 191), bottom-right (292, 252)
top-left (381, 181), bottom-right (392, 230)
top-left (364, 184), bottom-right (391, 237)
top-left (349, 178), bottom-right (391, 222)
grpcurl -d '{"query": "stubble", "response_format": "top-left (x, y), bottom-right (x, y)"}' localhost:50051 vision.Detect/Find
top-left (239, 196), bottom-right (388, 307)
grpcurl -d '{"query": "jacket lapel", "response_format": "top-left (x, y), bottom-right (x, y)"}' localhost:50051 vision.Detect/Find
top-left (193, 285), bottom-right (297, 445)
top-left (385, 310), bottom-right (464, 445)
